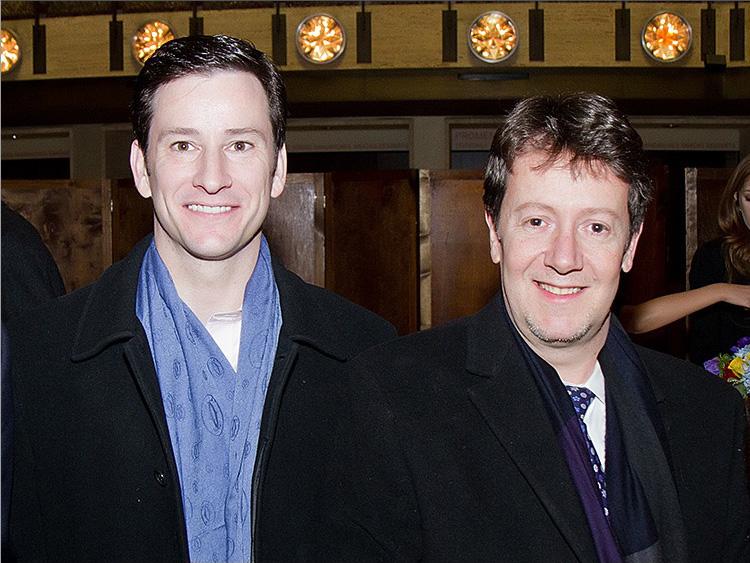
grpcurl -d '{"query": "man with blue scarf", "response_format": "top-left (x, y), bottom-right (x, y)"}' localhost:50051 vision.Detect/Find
top-left (321, 94), bottom-right (750, 562)
top-left (8, 35), bottom-right (394, 562)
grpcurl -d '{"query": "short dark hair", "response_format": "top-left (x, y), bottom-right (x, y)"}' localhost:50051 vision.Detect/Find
top-left (483, 93), bottom-right (652, 240)
top-left (131, 34), bottom-right (287, 157)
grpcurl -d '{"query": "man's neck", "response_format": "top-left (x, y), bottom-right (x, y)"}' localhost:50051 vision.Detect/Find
top-left (154, 236), bottom-right (260, 325)
top-left (525, 321), bottom-right (610, 386)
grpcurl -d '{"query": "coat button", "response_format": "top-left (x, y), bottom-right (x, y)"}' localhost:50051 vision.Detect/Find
top-left (154, 470), bottom-right (167, 487)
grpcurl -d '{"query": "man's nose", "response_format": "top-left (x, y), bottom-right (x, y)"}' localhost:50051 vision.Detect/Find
top-left (544, 228), bottom-right (583, 275)
top-left (193, 149), bottom-right (232, 194)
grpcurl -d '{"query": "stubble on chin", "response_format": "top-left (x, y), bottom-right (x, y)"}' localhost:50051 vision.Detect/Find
top-left (524, 314), bottom-right (593, 346)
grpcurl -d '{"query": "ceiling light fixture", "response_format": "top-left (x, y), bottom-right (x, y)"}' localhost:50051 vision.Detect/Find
top-left (296, 14), bottom-right (346, 64)
top-left (641, 12), bottom-right (692, 62)
top-left (132, 20), bottom-right (175, 65)
top-left (1, 29), bottom-right (21, 74)
top-left (468, 11), bottom-right (518, 63)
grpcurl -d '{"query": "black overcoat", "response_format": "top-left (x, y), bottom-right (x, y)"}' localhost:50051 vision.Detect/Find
top-left (8, 236), bottom-right (395, 562)
top-left (322, 297), bottom-right (750, 562)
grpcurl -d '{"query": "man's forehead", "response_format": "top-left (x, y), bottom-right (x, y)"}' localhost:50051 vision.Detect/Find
top-left (151, 69), bottom-right (267, 106)
top-left (511, 149), bottom-right (614, 180)
top-left (504, 150), bottom-right (630, 212)
top-left (148, 70), bottom-right (272, 132)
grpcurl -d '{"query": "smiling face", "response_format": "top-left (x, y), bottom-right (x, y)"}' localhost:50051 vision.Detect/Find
top-left (487, 150), bottom-right (641, 359)
top-left (130, 70), bottom-right (286, 270)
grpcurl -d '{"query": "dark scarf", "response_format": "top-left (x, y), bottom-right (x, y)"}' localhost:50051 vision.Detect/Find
top-left (505, 304), bottom-right (687, 562)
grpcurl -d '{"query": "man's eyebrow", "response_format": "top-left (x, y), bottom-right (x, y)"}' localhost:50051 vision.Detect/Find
top-left (157, 128), bottom-right (199, 142)
top-left (511, 203), bottom-right (621, 218)
top-left (225, 127), bottom-right (265, 136)
top-left (579, 207), bottom-right (621, 219)
top-left (156, 127), bottom-right (266, 142)
top-left (510, 202), bottom-right (555, 214)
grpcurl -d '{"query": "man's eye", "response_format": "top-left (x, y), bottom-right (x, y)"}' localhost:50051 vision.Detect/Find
top-left (173, 141), bottom-right (192, 152)
top-left (232, 141), bottom-right (250, 151)
top-left (589, 223), bottom-right (608, 234)
top-left (527, 218), bottom-right (544, 227)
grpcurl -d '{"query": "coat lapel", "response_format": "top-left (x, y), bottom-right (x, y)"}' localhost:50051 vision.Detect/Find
top-left (69, 237), bottom-right (179, 491)
top-left (271, 257), bottom-right (368, 361)
top-left (465, 297), bottom-right (598, 563)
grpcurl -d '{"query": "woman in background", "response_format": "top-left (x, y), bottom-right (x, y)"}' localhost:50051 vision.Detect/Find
top-left (620, 155), bottom-right (750, 364)
top-left (688, 155), bottom-right (750, 364)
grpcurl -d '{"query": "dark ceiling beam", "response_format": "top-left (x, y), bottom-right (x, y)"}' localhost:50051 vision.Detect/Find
top-left (1, 2), bottom-right (333, 20)
top-left (3, 68), bottom-right (749, 128)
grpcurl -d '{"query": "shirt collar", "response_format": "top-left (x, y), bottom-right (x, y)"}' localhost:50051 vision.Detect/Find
top-left (562, 360), bottom-right (606, 405)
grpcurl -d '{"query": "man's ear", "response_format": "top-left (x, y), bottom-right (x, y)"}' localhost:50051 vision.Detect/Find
top-left (621, 223), bottom-right (644, 273)
top-left (271, 144), bottom-right (287, 199)
top-left (130, 140), bottom-right (152, 199)
top-left (485, 211), bottom-right (503, 265)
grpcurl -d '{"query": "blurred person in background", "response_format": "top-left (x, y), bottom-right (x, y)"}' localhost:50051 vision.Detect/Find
top-left (619, 155), bottom-right (750, 365)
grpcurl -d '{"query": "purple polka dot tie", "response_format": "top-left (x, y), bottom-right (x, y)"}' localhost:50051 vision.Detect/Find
top-left (565, 385), bottom-right (608, 518)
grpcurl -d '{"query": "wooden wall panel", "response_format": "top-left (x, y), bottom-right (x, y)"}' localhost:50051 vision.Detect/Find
top-left (619, 164), bottom-right (672, 306)
top-left (202, 8), bottom-right (273, 52)
top-left (111, 179), bottom-right (154, 263)
top-left (420, 170), bottom-right (499, 330)
top-left (2, 180), bottom-right (109, 291)
top-left (325, 171), bottom-right (418, 335)
top-left (617, 164), bottom-right (689, 357)
top-left (543, 3), bottom-right (614, 67)
top-left (264, 173), bottom-right (325, 287)
top-left (684, 167), bottom-right (732, 279)
top-left (373, 4), bottom-right (450, 69)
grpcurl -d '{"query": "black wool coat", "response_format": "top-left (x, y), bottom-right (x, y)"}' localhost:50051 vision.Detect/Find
top-left (9, 236), bottom-right (395, 562)
top-left (1, 201), bottom-right (66, 322)
top-left (320, 297), bottom-right (750, 562)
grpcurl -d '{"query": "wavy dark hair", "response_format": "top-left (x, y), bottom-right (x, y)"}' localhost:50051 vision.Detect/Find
top-left (131, 34), bottom-right (287, 159)
top-left (718, 154), bottom-right (750, 281)
top-left (483, 93), bottom-right (652, 241)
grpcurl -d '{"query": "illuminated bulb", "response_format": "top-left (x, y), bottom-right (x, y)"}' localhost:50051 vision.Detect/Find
top-left (641, 12), bottom-right (692, 62)
top-left (296, 14), bottom-right (345, 64)
top-left (1, 29), bottom-right (21, 74)
top-left (468, 11), bottom-right (518, 63)
top-left (132, 20), bottom-right (175, 65)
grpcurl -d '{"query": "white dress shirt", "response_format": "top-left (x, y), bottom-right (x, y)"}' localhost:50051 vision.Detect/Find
top-left (205, 309), bottom-right (243, 372)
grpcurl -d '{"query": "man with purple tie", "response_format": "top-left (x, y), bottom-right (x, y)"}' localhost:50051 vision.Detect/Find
top-left (322, 93), bottom-right (750, 562)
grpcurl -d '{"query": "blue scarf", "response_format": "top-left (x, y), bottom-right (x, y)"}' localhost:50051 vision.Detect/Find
top-left (136, 237), bottom-right (281, 562)
top-left (504, 301), bottom-right (687, 562)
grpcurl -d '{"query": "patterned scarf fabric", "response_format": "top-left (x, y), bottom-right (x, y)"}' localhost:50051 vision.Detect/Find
top-left (503, 301), bottom-right (687, 562)
top-left (136, 237), bottom-right (281, 562)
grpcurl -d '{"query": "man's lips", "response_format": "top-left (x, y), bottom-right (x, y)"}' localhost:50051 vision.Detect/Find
top-left (535, 281), bottom-right (584, 296)
top-left (186, 204), bottom-right (234, 214)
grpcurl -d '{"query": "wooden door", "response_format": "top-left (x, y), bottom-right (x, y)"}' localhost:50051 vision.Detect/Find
top-left (420, 170), bottom-right (499, 329)
top-left (264, 173), bottom-right (325, 287)
top-left (684, 167), bottom-right (732, 279)
top-left (324, 171), bottom-right (419, 335)
top-left (616, 164), bottom-right (688, 355)
top-left (111, 178), bottom-right (153, 263)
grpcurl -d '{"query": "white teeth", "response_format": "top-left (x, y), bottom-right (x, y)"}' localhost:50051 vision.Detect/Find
top-left (188, 204), bottom-right (231, 214)
top-left (538, 282), bottom-right (582, 295)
